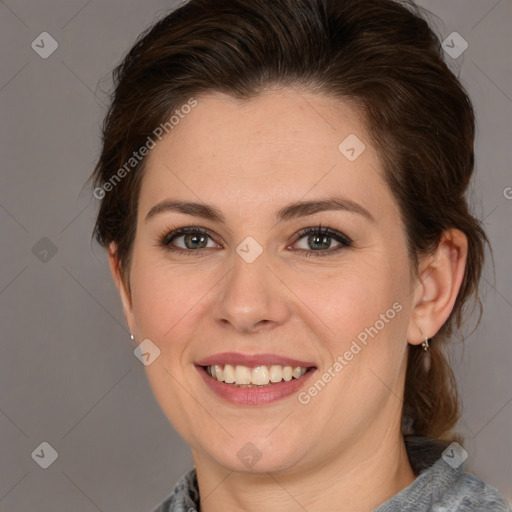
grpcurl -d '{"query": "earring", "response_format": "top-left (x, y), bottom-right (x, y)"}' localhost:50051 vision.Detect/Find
top-left (130, 333), bottom-right (134, 341)
top-left (421, 337), bottom-right (430, 351)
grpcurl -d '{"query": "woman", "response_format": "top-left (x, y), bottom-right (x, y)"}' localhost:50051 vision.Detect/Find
top-left (91, 0), bottom-right (510, 510)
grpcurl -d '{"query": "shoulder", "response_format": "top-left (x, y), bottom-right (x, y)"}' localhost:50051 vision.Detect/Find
top-left (443, 471), bottom-right (511, 511)
top-left (375, 458), bottom-right (510, 512)
top-left (151, 468), bottom-right (199, 512)
top-left (375, 436), bottom-right (510, 512)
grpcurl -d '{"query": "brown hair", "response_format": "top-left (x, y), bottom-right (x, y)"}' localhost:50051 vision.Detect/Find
top-left (91, 0), bottom-right (489, 443)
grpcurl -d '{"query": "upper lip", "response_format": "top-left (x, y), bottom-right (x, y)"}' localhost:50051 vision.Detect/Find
top-left (196, 352), bottom-right (316, 368)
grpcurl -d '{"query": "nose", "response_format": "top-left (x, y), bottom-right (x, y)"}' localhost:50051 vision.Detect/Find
top-left (211, 247), bottom-right (291, 334)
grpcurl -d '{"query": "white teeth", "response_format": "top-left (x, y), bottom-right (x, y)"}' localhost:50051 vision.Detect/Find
top-left (214, 364), bottom-right (224, 381)
top-left (252, 366), bottom-right (270, 385)
top-left (235, 365), bottom-right (252, 385)
top-left (292, 366), bottom-right (302, 379)
top-left (224, 364), bottom-right (235, 383)
top-left (205, 364), bottom-right (309, 386)
top-left (269, 365), bottom-right (282, 383)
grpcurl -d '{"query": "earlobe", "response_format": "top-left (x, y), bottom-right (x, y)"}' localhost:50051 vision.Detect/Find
top-left (406, 229), bottom-right (468, 346)
top-left (107, 242), bottom-right (136, 333)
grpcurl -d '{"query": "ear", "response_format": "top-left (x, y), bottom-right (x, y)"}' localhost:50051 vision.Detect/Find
top-left (108, 242), bottom-right (137, 335)
top-left (406, 229), bottom-right (468, 345)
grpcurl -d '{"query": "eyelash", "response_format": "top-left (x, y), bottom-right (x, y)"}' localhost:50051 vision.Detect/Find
top-left (293, 225), bottom-right (353, 257)
top-left (158, 224), bottom-right (353, 258)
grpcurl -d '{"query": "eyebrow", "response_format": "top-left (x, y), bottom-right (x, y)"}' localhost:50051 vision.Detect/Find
top-left (145, 197), bottom-right (375, 224)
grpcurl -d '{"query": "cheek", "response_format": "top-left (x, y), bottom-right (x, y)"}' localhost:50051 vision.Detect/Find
top-left (295, 264), bottom-right (410, 408)
top-left (129, 251), bottom-right (219, 351)
top-left (131, 271), bottom-right (184, 335)
top-left (293, 261), bottom-right (408, 346)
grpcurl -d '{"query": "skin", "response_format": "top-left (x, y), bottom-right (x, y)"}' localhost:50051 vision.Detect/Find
top-left (108, 88), bottom-right (467, 512)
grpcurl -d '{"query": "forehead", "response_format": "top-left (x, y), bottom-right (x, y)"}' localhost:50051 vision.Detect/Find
top-left (139, 88), bottom-right (395, 223)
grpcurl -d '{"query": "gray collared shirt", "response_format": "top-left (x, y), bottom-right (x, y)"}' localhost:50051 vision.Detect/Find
top-left (151, 436), bottom-right (510, 511)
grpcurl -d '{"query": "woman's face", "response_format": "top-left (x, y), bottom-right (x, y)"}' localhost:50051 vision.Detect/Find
top-left (117, 89), bottom-right (423, 474)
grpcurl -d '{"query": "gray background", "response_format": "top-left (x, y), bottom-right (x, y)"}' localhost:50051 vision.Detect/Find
top-left (0, 0), bottom-right (510, 510)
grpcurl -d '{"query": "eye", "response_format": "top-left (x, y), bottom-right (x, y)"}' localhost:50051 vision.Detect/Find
top-left (291, 224), bottom-right (352, 257)
top-left (160, 227), bottom-right (220, 254)
top-left (158, 224), bottom-right (352, 257)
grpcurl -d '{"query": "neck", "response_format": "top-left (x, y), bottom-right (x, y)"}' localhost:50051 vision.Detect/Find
top-left (194, 427), bottom-right (416, 512)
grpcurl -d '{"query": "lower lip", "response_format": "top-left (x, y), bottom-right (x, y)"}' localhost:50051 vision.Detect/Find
top-left (196, 366), bottom-right (317, 405)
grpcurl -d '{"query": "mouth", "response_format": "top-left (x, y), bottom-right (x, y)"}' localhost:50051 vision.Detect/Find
top-left (201, 363), bottom-right (313, 387)
top-left (195, 353), bottom-right (317, 405)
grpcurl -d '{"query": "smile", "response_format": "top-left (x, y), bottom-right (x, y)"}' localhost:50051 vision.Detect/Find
top-left (205, 364), bottom-right (309, 386)
top-left (195, 353), bottom-right (317, 405)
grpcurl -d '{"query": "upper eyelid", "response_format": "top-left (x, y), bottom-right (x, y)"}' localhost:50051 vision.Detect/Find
top-left (162, 226), bottom-right (219, 245)
top-left (294, 226), bottom-right (352, 242)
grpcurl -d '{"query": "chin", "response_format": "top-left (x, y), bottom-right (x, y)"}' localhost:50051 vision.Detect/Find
top-left (202, 430), bottom-right (310, 475)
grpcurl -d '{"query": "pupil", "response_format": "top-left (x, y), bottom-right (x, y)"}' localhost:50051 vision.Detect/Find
top-left (185, 233), bottom-right (207, 249)
top-left (309, 234), bottom-right (330, 250)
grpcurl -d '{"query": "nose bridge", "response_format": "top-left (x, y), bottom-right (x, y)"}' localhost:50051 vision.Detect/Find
top-left (212, 238), bottom-right (289, 331)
